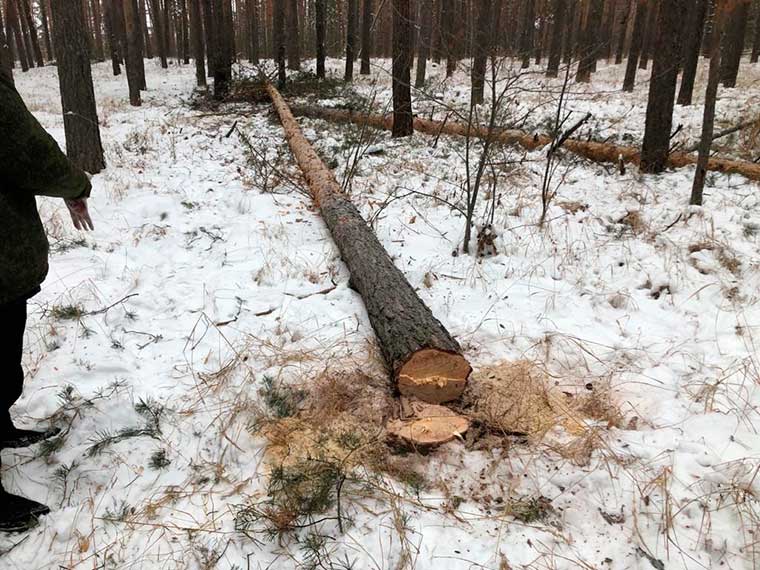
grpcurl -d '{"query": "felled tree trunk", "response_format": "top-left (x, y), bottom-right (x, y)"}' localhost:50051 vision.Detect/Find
top-left (286, 103), bottom-right (760, 182)
top-left (266, 83), bottom-right (472, 406)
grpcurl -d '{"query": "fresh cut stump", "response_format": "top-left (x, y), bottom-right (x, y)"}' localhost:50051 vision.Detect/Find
top-left (266, 84), bottom-right (471, 413)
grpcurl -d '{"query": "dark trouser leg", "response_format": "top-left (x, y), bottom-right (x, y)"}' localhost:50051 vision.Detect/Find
top-left (0, 300), bottom-right (26, 438)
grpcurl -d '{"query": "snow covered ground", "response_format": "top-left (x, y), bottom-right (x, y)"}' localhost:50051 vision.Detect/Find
top-left (1, 57), bottom-right (759, 570)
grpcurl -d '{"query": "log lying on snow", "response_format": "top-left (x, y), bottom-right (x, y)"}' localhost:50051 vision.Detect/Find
top-left (266, 84), bottom-right (471, 421)
top-left (288, 104), bottom-right (760, 183)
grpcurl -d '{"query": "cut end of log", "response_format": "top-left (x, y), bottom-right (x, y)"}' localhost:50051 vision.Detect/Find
top-left (387, 402), bottom-right (470, 447)
top-left (397, 348), bottom-right (471, 404)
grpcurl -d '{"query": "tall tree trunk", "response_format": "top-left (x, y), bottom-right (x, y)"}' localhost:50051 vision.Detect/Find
top-left (720, 0), bottom-right (750, 87)
top-left (179, 0), bottom-right (189, 63)
top-left (471, 0), bottom-right (491, 104)
top-left (148, 0), bottom-right (168, 67)
top-left (315, 0), bottom-right (325, 77)
top-left (561, 0), bottom-right (576, 63)
top-left (546, 0), bottom-right (565, 77)
top-left (103, 0), bottom-right (121, 74)
top-left (415, 0), bottom-right (431, 87)
top-left (91, 0), bottom-right (106, 61)
top-left (40, 0), bottom-right (54, 60)
top-left (0, 4), bottom-right (13, 82)
top-left (200, 0), bottom-right (214, 76)
top-left (443, 0), bottom-right (456, 75)
top-left (273, 0), bottom-right (286, 86)
top-left (638, 0), bottom-right (657, 69)
top-left (640, 0), bottom-right (683, 173)
top-left (16, 0), bottom-right (38, 67)
top-left (677, 0), bottom-right (708, 105)
top-left (7, 0), bottom-right (29, 71)
top-left (139, 0), bottom-right (153, 58)
top-left (622, 0), bottom-right (646, 91)
top-left (614, 0), bottom-right (630, 64)
top-left (20, 0), bottom-right (43, 66)
top-left (250, 0), bottom-right (259, 63)
top-left (692, 0), bottom-right (726, 205)
top-left (752, 0), bottom-right (760, 62)
top-left (519, 0), bottom-right (534, 68)
top-left (189, 0), bottom-right (205, 85)
top-left (392, 0), bottom-right (413, 137)
top-left (122, 0), bottom-right (142, 105)
top-left (286, 0), bottom-right (299, 69)
top-left (576, 0), bottom-right (603, 82)
top-left (345, 0), bottom-right (357, 79)
top-left (50, 0), bottom-right (105, 173)
top-left (212, 0), bottom-right (231, 98)
top-left (360, 0), bottom-right (372, 73)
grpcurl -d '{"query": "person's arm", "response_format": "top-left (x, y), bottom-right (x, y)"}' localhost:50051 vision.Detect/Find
top-left (0, 74), bottom-right (91, 200)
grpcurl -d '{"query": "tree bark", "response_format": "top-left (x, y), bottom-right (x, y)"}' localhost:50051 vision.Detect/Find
top-left (638, 0), bottom-right (657, 69)
top-left (0, 3), bottom-right (13, 82)
top-left (415, 0), bottom-right (432, 87)
top-left (103, 0), bottom-right (121, 75)
top-left (286, 101), bottom-right (760, 182)
top-left (7, 0), bottom-right (29, 71)
top-left (442, 0), bottom-right (457, 75)
top-left (345, 0), bottom-right (357, 80)
top-left (250, 0), bottom-right (259, 63)
top-left (287, 0), bottom-right (299, 69)
top-left (622, 0), bottom-right (646, 91)
top-left (752, 0), bottom-right (760, 62)
top-left (148, 0), bottom-right (168, 67)
top-left (360, 0), bottom-right (372, 74)
top-left (677, 0), bottom-right (708, 105)
top-left (576, 0), bottom-right (603, 82)
top-left (692, 0), bottom-right (726, 205)
top-left (273, 0), bottom-right (286, 86)
top-left (315, 0), bottom-right (325, 77)
top-left (392, 0), bottom-right (413, 137)
top-left (720, 0), bottom-right (750, 87)
top-left (50, 0), bottom-right (105, 173)
top-left (40, 0), bottom-right (54, 61)
top-left (200, 0), bottom-right (214, 76)
top-left (19, 0), bottom-right (43, 66)
top-left (471, 0), bottom-right (492, 104)
top-left (189, 0), bottom-right (205, 85)
top-left (122, 0), bottom-right (142, 105)
top-left (212, 0), bottom-right (232, 98)
top-left (91, 0), bottom-right (106, 62)
top-left (546, 0), bottom-right (565, 77)
top-left (640, 0), bottom-right (684, 173)
top-left (267, 83), bottom-right (472, 405)
top-left (519, 0), bottom-right (534, 68)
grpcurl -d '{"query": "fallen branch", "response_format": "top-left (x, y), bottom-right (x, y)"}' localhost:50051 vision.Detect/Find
top-left (288, 104), bottom-right (760, 182)
top-left (266, 83), bottom-right (471, 411)
top-left (683, 117), bottom-right (760, 153)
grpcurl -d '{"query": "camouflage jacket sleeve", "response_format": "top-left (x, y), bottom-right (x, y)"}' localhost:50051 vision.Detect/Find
top-left (0, 74), bottom-right (92, 199)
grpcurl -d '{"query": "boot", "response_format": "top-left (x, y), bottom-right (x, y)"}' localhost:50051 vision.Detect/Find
top-left (0, 426), bottom-right (61, 449)
top-left (0, 487), bottom-right (50, 532)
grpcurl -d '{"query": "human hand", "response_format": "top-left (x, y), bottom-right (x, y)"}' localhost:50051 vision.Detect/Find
top-left (64, 198), bottom-right (94, 231)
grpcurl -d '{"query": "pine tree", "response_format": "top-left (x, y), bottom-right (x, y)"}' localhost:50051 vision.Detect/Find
top-left (471, 0), bottom-right (492, 104)
top-left (546, 0), bottom-right (565, 77)
top-left (415, 0), bottom-right (432, 87)
top-left (392, 0), bottom-right (413, 137)
top-left (640, 0), bottom-right (683, 173)
top-left (50, 0), bottom-right (105, 173)
top-left (720, 0), bottom-right (750, 87)
top-left (623, 0), bottom-right (647, 91)
top-left (274, 0), bottom-right (286, 86)
top-left (0, 3), bottom-right (13, 82)
top-left (345, 0), bottom-right (357, 80)
top-left (692, 0), bottom-right (727, 205)
top-left (315, 0), bottom-right (326, 78)
top-left (677, 0), bottom-right (708, 105)
top-left (122, 0), bottom-right (143, 105)
top-left (360, 0), bottom-right (372, 74)
top-left (189, 0), bottom-right (205, 86)
top-left (287, 0), bottom-right (300, 69)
